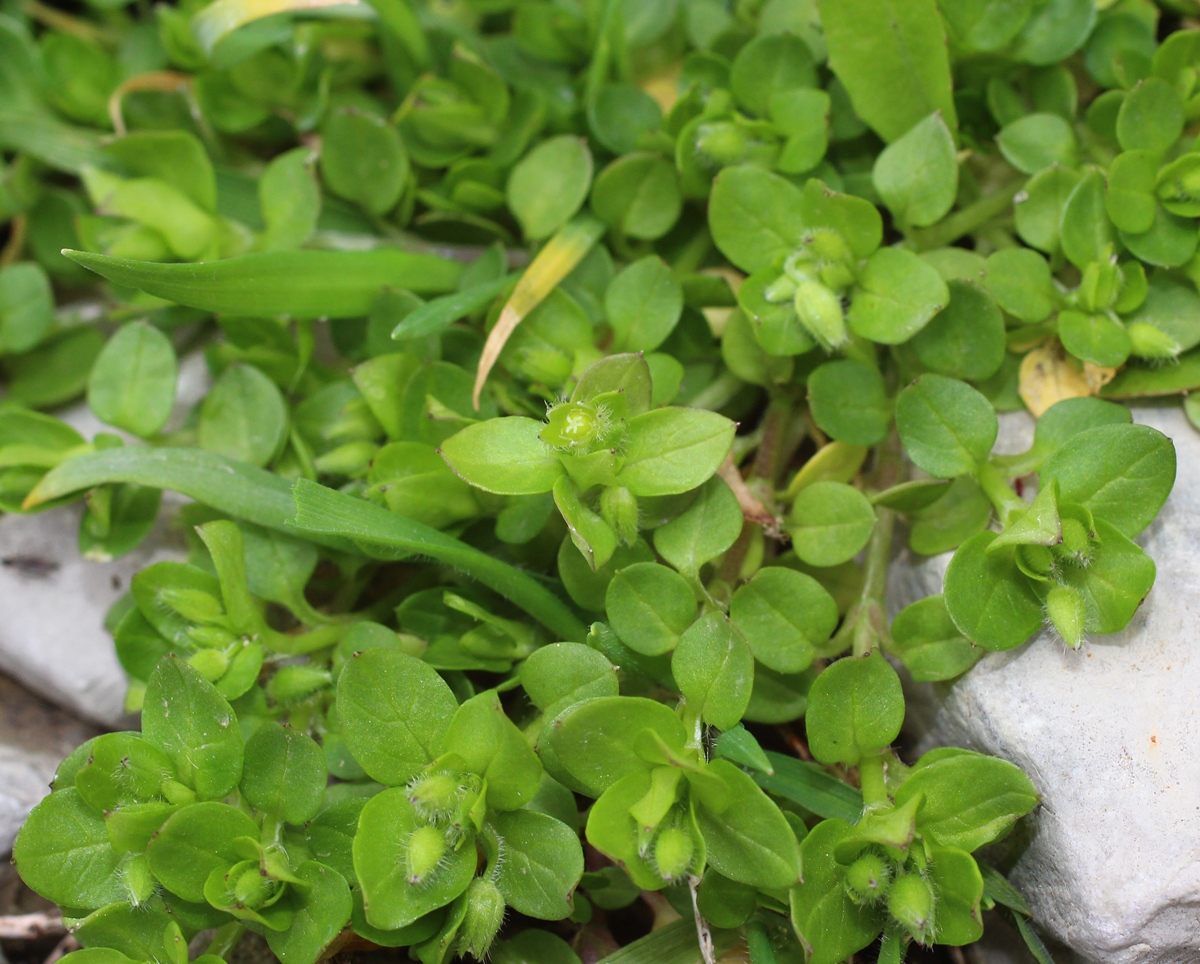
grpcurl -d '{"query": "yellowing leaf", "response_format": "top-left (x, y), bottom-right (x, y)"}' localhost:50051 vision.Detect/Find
top-left (1018, 345), bottom-right (1094, 417)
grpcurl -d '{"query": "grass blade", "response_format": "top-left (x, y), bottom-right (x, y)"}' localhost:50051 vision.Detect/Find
top-left (754, 752), bottom-right (863, 823)
top-left (391, 273), bottom-right (518, 341)
top-left (290, 478), bottom-right (588, 641)
top-left (595, 920), bottom-right (739, 964)
top-left (63, 248), bottom-right (462, 319)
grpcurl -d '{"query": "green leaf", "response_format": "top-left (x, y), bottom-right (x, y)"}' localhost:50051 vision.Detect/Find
top-left (0, 261), bottom-right (54, 354)
top-left (1015, 165), bottom-right (1081, 253)
top-left (354, 788), bottom-right (475, 929)
top-left (890, 595), bottom-right (981, 682)
top-left (494, 931), bottom-right (582, 964)
top-left (1106, 150), bottom-right (1158, 233)
top-left (653, 477), bottom-right (742, 575)
top-left (896, 750), bottom-right (1039, 852)
top-left (259, 147), bottom-right (320, 251)
top-left (444, 689), bottom-right (542, 810)
top-left (1058, 519), bottom-right (1156, 634)
top-left (198, 364), bottom-right (287, 468)
top-left (789, 819), bottom-right (882, 964)
top-left (1117, 77), bottom-right (1184, 154)
top-left (708, 166), bottom-right (807, 273)
top-left (13, 789), bottom-right (124, 910)
top-left (320, 109), bottom-right (408, 216)
top-left (730, 33), bottom-right (817, 117)
top-left (440, 417), bottom-right (563, 495)
top-left (521, 643), bottom-right (618, 721)
top-left (730, 567), bottom-right (836, 674)
top-left (996, 113), bottom-right (1077, 173)
top-left (1039, 423), bottom-right (1175, 537)
top-left (491, 809), bottom-right (584, 919)
top-left (336, 648), bottom-right (457, 786)
top-left (590, 153), bottom-right (682, 241)
top-left (872, 111), bottom-right (958, 227)
top-left (605, 562), bottom-right (696, 656)
top-left (605, 256), bottom-right (683, 353)
top-left (265, 862), bottom-right (353, 964)
top-left (943, 531), bottom-right (1045, 650)
top-left (983, 248), bottom-right (1056, 323)
top-left (86, 322), bottom-right (177, 438)
top-left (142, 655), bottom-right (244, 800)
top-left (910, 281), bottom-right (1006, 382)
top-left (671, 613), bottom-right (753, 730)
top-left (753, 752), bottom-right (863, 823)
top-left (1058, 310), bottom-right (1131, 368)
top-left (697, 760), bottom-right (800, 889)
top-left (508, 136), bottom-right (593, 240)
top-left (240, 722), bottom-right (326, 825)
top-left (847, 247), bottom-right (949, 344)
top-left (819, 0), bottom-right (956, 143)
top-left (896, 374), bottom-right (998, 478)
top-left (75, 732), bottom-right (173, 812)
top-left (63, 249), bottom-right (462, 318)
top-left (594, 919), bottom-right (739, 964)
top-left (788, 481), bottom-right (876, 568)
top-left (805, 651), bottom-right (904, 766)
top-left (807, 360), bottom-right (891, 446)
top-left (539, 696), bottom-right (687, 797)
top-left (147, 801), bottom-right (258, 902)
top-left (1060, 169), bottom-right (1114, 271)
top-left (927, 846), bottom-right (985, 945)
top-left (617, 407), bottom-right (735, 497)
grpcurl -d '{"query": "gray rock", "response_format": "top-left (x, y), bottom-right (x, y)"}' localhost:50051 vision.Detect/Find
top-left (0, 673), bottom-right (97, 853)
top-left (0, 352), bottom-right (207, 726)
top-left (891, 406), bottom-right (1200, 964)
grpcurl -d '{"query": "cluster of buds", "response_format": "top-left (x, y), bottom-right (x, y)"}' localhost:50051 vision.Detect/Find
top-left (844, 847), bottom-right (938, 946)
top-left (761, 230), bottom-right (856, 352)
top-left (630, 767), bottom-right (700, 884)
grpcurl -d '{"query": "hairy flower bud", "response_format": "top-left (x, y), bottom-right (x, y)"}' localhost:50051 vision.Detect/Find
top-left (600, 486), bottom-right (639, 547)
top-left (653, 826), bottom-right (695, 881)
top-left (187, 648), bottom-right (229, 683)
top-left (265, 665), bottom-right (331, 703)
top-left (793, 281), bottom-right (848, 351)
top-left (695, 122), bottom-right (748, 166)
top-left (232, 863), bottom-right (279, 909)
top-left (1127, 322), bottom-right (1181, 361)
top-left (457, 877), bottom-right (506, 960)
top-left (845, 852), bottom-right (891, 903)
top-left (888, 873), bottom-right (936, 945)
top-left (1046, 584), bottom-right (1087, 649)
top-left (408, 771), bottom-right (460, 817)
top-left (406, 824), bottom-right (448, 885)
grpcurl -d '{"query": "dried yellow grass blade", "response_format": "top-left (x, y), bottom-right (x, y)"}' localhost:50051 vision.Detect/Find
top-left (472, 216), bottom-right (605, 409)
top-left (193, 0), bottom-right (362, 54)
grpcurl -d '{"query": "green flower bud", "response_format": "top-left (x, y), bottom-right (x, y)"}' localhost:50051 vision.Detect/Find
top-left (600, 486), bottom-right (639, 546)
top-left (406, 824), bottom-right (448, 885)
top-left (233, 864), bottom-right (279, 909)
top-left (653, 826), bottom-right (695, 882)
top-left (186, 625), bottom-right (238, 648)
top-left (457, 877), bottom-right (506, 960)
top-left (408, 771), bottom-right (460, 817)
top-left (1127, 322), bottom-right (1181, 361)
top-left (793, 281), bottom-right (848, 351)
top-left (1046, 584), bottom-right (1087, 650)
top-left (1057, 516), bottom-right (1093, 564)
top-left (763, 275), bottom-right (798, 303)
top-left (187, 647), bottom-right (229, 683)
top-left (123, 853), bottom-right (156, 907)
top-left (845, 852), bottom-right (891, 903)
top-left (265, 665), bottom-right (332, 703)
top-left (542, 402), bottom-right (601, 449)
top-left (887, 872), bottom-right (936, 945)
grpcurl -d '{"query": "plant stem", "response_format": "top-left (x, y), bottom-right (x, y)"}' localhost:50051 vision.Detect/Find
top-left (909, 178), bottom-right (1026, 251)
top-left (858, 750), bottom-right (889, 808)
top-left (850, 506), bottom-right (895, 658)
top-left (746, 919), bottom-right (778, 963)
top-left (976, 460), bottom-right (1027, 527)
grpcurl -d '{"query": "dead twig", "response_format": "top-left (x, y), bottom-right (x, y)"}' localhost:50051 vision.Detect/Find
top-left (43, 934), bottom-right (79, 964)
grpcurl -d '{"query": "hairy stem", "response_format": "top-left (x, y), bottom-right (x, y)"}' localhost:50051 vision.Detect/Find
top-left (909, 178), bottom-right (1026, 251)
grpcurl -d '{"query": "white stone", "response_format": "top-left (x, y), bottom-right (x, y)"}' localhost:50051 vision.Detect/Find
top-left (0, 672), bottom-right (97, 853)
top-left (890, 406), bottom-right (1200, 964)
top-left (0, 353), bottom-right (207, 726)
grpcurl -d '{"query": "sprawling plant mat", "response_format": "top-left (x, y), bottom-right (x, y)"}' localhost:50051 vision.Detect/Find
top-left (1, 0), bottom-right (1197, 962)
